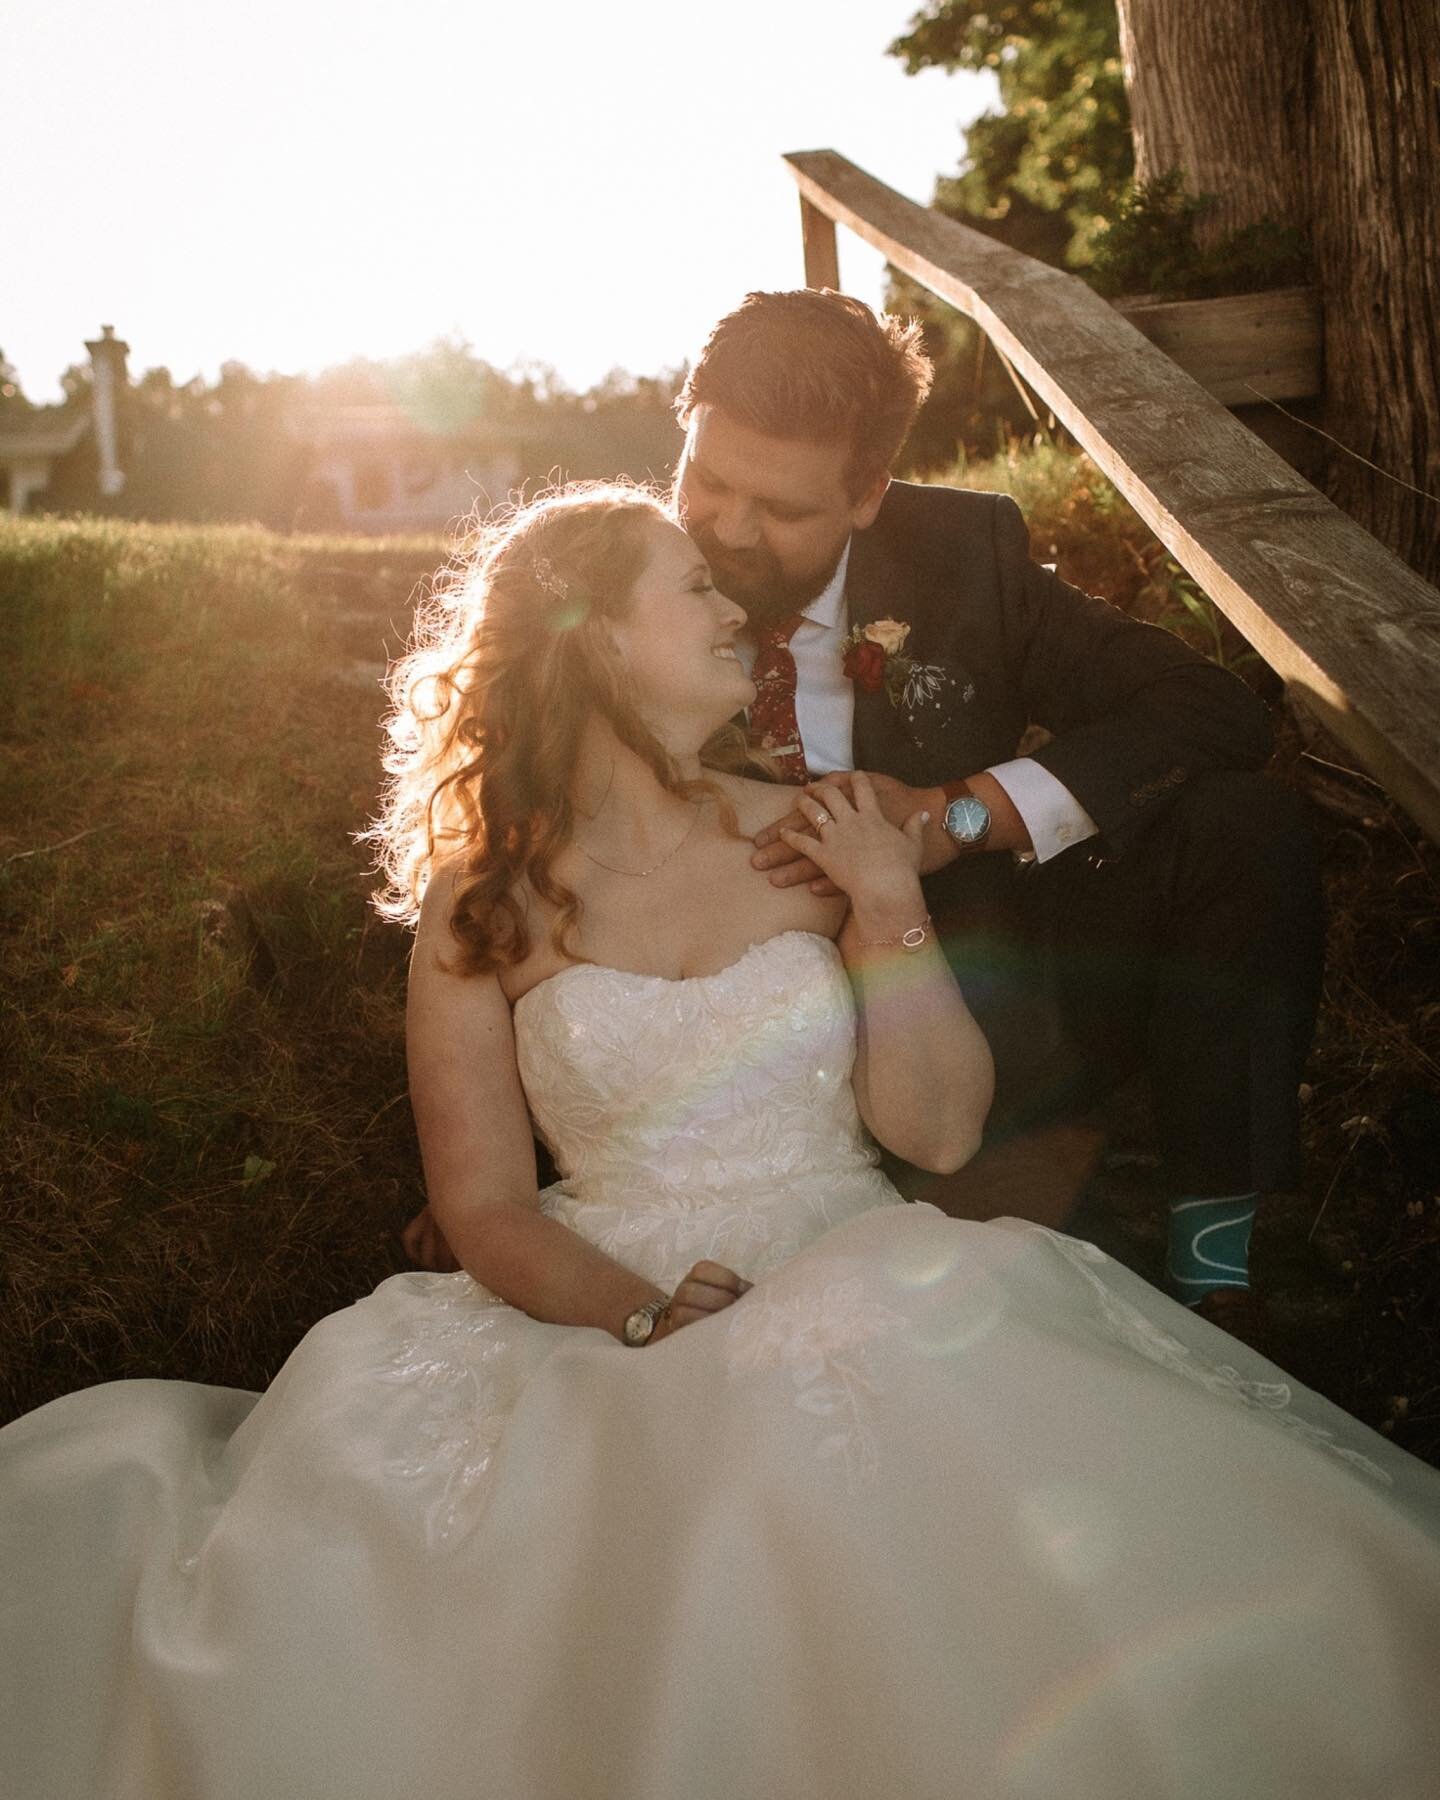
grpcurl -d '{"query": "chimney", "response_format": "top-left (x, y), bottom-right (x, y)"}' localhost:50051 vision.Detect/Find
top-left (85, 324), bottom-right (129, 498)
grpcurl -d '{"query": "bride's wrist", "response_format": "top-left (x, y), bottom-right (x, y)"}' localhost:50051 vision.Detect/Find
top-left (847, 883), bottom-right (927, 944)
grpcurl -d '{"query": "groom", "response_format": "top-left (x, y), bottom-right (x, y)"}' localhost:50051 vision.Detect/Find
top-left (670, 288), bottom-right (1323, 1327)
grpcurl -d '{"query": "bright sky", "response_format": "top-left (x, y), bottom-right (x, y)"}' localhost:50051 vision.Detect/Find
top-left (6, 0), bottom-right (994, 403)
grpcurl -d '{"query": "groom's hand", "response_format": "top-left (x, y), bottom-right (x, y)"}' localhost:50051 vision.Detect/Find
top-left (753, 771), bottom-right (955, 893)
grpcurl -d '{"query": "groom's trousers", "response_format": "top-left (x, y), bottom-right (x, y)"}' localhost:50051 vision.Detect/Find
top-left (925, 769), bottom-right (1325, 1201)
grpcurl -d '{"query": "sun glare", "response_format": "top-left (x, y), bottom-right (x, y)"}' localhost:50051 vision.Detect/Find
top-left (5, 0), bottom-right (992, 400)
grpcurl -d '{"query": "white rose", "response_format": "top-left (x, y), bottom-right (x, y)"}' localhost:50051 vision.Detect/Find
top-left (863, 618), bottom-right (910, 655)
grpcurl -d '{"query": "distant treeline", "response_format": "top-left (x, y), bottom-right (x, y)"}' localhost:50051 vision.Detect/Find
top-left (4, 341), bottom-right (687, 531)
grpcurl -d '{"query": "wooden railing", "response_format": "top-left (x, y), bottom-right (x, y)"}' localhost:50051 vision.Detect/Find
top-left (785, 150), bottom-right (1440, 846)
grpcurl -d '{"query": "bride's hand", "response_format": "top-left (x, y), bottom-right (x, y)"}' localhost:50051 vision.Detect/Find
top-left (777, 771), bottom-right (927, 916)
top-left (649, 1261), bottom-right (752, 1343)
top-left (401, 1203), bottom-right (461, 1273)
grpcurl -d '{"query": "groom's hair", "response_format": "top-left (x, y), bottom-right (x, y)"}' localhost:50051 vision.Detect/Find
top-left (675, 290), bottom-right (933, 497)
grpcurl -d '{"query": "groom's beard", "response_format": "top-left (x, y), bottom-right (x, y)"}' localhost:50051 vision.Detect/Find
top-left (691, 526), bottom-right (844, 629)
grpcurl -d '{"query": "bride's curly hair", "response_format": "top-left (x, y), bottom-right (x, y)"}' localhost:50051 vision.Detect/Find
top-left (367, 481), bottom-right (763, 976)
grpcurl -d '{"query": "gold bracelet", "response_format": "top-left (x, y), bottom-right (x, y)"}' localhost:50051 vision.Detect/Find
top-left (856, 914), bottom-right (932, 952)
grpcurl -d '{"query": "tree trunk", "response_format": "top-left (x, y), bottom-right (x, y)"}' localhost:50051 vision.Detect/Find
top-left (1309, 0), bottom-right (1440, 586)
top-left (1114, 0), bottom-right (1310, 246)
top-left (1114, 0), bottom-right (1440, 582)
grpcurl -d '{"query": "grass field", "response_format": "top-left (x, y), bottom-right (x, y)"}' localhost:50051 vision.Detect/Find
top-left (3, 464), bottom-right (1437, 1462)
top-left (1, 517), bottom-right (443, 1415)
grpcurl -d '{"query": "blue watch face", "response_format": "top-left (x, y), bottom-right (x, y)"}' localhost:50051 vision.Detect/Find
top-left (945, 795), bottom-right (991, 843)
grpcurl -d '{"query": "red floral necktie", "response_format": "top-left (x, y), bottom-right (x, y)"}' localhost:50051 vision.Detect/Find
top-left (747, 615), bottom-right (809, 784)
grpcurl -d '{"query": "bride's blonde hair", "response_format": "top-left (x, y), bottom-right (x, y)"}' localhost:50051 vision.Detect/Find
top-left (368, 482), bottom-right (764, 975)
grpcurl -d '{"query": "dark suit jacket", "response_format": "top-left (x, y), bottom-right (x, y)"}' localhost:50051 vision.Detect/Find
top-left (842, 481), bottom-right (1274, 925)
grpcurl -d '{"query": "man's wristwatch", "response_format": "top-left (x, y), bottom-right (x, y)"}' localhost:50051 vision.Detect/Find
top-left (940, 779), bottom-right (992, 851)
top-left (621, 1296), bottom-right (669, 1346)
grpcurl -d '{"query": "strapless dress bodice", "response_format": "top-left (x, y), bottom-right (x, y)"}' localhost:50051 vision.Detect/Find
top-left (512, 930), bottom-right (901, 1287)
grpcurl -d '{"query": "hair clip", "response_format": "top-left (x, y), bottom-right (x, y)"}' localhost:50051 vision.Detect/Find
top-left (531, 555), bottom-right (569, 600)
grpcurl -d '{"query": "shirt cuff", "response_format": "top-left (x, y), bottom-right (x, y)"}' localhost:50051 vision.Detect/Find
top-left (985, 759), bottom-right (1099, 866)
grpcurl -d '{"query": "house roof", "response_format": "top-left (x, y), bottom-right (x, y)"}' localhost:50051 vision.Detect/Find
top-left (0, 409), bottom-right (90, 460)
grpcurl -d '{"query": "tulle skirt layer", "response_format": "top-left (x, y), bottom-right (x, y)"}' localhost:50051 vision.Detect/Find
top-left (4, 1203), bottom-right (1440, 1800)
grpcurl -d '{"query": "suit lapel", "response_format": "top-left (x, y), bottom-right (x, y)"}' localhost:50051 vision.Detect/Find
top-left (842, 522), bottom-right (921, 780)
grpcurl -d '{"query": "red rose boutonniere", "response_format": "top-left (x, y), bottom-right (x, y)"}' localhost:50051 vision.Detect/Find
top-left (840, 618), bottom-right (947, 710)
top-left (844, 636), bottom-right (888, 692)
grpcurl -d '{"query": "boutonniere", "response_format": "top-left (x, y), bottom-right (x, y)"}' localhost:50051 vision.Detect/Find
top-left (840, 618), bottom-right (948, 711)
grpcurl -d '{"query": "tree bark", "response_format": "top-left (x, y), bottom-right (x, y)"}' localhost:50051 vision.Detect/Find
top-left (1309, 0), bottom-right (1440, 585)
top-left (1114, 0), bottom-right (1440, 581)
top-left (1114, 0), bottom-right (1311, 246)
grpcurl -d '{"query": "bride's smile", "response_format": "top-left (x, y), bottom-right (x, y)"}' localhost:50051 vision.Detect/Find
top-left (603, 515), bottom-right (755, 743)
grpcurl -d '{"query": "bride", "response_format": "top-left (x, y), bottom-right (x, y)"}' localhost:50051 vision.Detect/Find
top-left (3, 482), bottom-right (1440, 1800)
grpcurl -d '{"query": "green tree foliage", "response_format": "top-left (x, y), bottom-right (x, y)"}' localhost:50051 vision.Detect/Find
top-left (889, 0), bottom-right (1132, 268)
top-left (0, 348), bottom-right (28, 414)
top-left (58, 361), bottom-right (92, 405)
top-left (534, 367), bottom-right (685, 486)
top-left (383, 335), bottom-right (516, 437)
top-left (1087, 171), bottom-right (1312, 301)
top-left (885, 1), bottom-right (1134, 470)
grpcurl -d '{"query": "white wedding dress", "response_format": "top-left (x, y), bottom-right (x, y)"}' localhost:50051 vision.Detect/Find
top-left (4, 930), bottom-right (1440, 1800)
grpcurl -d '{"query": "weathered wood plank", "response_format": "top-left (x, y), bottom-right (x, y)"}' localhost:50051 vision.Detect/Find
top-left (800, 196), bottom-right (840, 292)
top-left (1114, 286), bottom-right (1322, 405)
top-left (784, 149), bottom-right (1440, 845)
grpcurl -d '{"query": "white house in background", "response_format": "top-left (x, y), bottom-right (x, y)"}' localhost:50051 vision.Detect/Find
top-left (0, 326), bottom-right (526, 532)
top-left (0, 326), bottom-right (128, 515)
top-left (294, 403), bottom-right (524, 534)
top-left (0, 410), bottom-right (91, 516)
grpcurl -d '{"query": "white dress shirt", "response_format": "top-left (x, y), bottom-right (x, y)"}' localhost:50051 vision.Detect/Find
top-left (736, 540), bottom-right (1099, 865)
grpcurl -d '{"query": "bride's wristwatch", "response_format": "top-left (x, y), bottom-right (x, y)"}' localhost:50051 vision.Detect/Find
top-left (622, 1296), bottom-right (669, 1346)
top-left (940, 779), bottom-right (992, 852)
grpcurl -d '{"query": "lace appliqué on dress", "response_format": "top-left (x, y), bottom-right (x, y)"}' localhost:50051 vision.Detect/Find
top-left (1035, 1228), bottom-right (1394, 1487)
top-left (725, 1262), bottom-right (910, 1491)
top-left (375, 1279), bottom-right (513, 1548)
top-left (373, 936), bottom-right (905, 1544)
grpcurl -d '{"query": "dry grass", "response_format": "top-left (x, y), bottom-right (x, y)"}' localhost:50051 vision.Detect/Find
top-left (1281, 748), bottom-right (1440, 1458)
top-left (3, 490), bottom-right (1437, 1466)
top-left (1, 517), bottom-right (443, 1417)
top-left (954, 438), bottom-right (1263, 673)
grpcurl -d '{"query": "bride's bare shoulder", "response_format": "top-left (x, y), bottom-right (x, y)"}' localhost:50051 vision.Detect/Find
top-left (417, 853), bottom-right (531, 948)
top-left (414, 858), bottom-right (559, 1002)
top-left (705, 769), bottom-right (800, 835)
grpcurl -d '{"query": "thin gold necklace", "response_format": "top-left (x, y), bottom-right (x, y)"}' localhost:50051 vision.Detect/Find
top-left (576, 804), bottom-right (702, 878)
